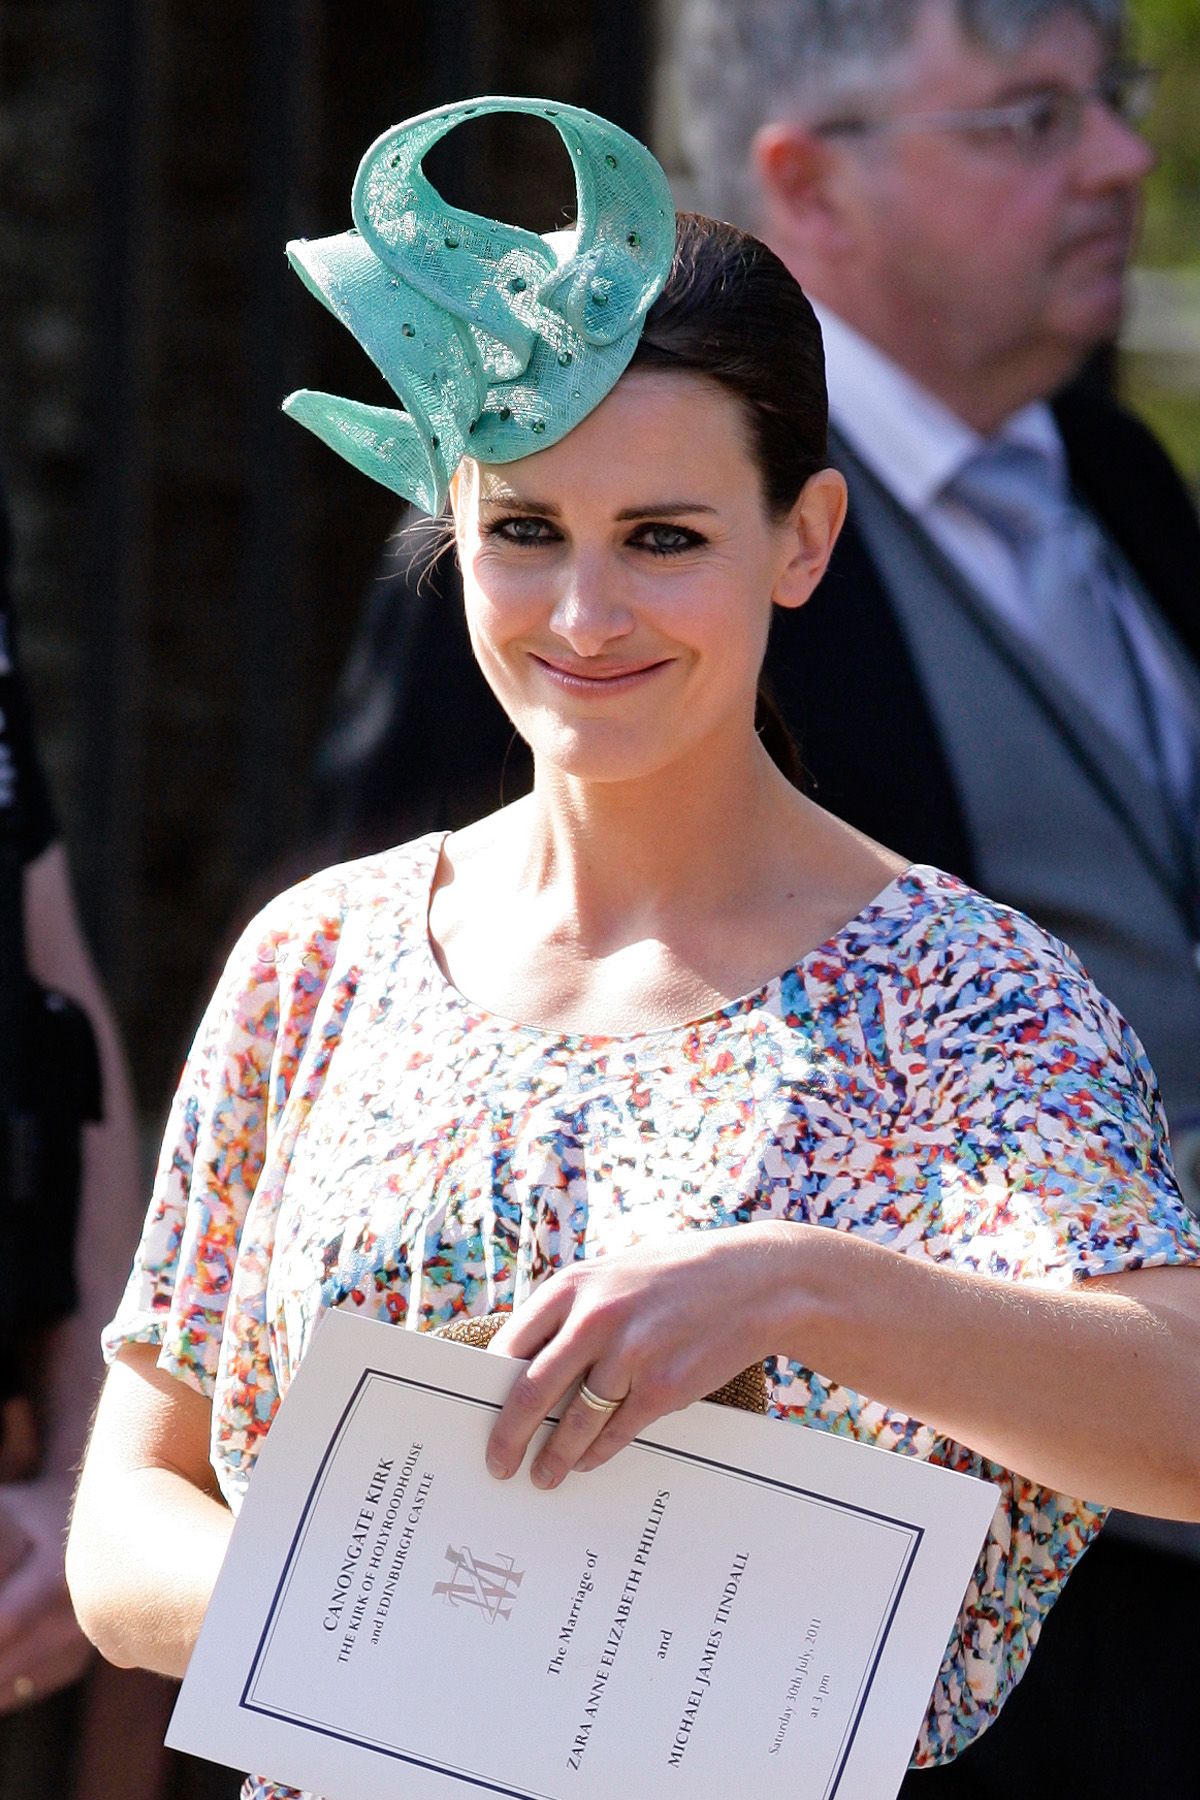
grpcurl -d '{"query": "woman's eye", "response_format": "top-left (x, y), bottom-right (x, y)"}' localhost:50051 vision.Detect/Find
top-left (632, 523), bottom-right (704, 556)
top-left (488, 515), bottom-right (559, 546)
top-left (483, 517), bottom-right (704, 555)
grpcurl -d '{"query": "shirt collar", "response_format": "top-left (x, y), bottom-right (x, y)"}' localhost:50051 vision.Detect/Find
top-left (814, 303), bottom-right (1066, 511)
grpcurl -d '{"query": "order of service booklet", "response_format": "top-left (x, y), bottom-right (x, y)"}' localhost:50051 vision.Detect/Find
top-left (168, 1309), bottom-right (1000, 1800)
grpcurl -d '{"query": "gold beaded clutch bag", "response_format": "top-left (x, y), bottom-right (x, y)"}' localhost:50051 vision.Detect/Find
top-left (432, 1311), bottom-right (769, 1414)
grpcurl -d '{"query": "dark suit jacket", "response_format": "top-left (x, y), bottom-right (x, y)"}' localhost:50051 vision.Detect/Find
top-left (306, 385), bottom-right (1200, 878)
top-left (301, 397), bottom-right (1200, 1799)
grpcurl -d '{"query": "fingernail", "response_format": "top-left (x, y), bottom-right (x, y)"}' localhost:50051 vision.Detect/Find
top-left (486, 1451), bottom-right (509, 1479)
top-left (532, 1463), bottom-right (556, 1489)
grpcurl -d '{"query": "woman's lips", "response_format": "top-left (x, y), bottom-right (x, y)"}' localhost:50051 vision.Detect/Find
top-left (530, 654), bottom-right (670, 695)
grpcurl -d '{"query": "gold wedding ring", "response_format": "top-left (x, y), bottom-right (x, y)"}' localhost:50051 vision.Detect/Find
top-left (578, 1381), bottom-right (623, 1416)
top-left (12, 1674), bottom-right (35, 1705)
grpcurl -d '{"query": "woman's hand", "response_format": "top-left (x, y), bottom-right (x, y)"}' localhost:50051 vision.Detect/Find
top-left (485, 1223), bottom-right (795, 1489)
top-left (483, 1224), bottom-right (1200, 1519)
top-left (0, 1475), bottom-right (93, 1713)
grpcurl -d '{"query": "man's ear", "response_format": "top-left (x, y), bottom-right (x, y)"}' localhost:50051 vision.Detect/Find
top-left (773, 468), bottom-right (849, 613)
top-left (752, 122), bottom-right (852, 263)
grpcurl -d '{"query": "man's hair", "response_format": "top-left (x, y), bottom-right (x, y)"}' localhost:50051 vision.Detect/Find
top-left (668, 0), bottom-right (1126, 224)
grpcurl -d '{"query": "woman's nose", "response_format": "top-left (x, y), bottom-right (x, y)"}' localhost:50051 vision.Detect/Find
top-left (547, 556), bottom-right (635, 655)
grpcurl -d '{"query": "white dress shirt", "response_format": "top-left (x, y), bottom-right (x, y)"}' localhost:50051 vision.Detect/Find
top-left (815, 304), bottom-right (1200, 808)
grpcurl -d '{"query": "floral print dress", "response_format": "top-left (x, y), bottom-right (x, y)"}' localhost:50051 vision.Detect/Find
top-left (105, 834), bottom-right (1200, 1797)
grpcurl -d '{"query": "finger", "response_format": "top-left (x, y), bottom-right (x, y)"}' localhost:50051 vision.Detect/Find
top-left (571, 1361), bottom-right (685, 1473)
top-left (486, 1277), bottom-right (575, 1361)
top-left (576, 1404), bottom-right (649, 1472)
top-left (529, 1362), bottom-right (632, 1490)
top-left (485, 1332), bottom-right (593, 1480)
top-left (484, 1271), bottom-right (595, 1474)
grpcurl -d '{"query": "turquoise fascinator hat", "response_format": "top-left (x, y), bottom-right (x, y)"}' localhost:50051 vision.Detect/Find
top-left (283, 97), bottom-right (676, 515)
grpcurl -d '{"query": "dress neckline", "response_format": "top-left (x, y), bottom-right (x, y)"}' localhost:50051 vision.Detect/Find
top-left (417, 831), bottom-right (934, 1046)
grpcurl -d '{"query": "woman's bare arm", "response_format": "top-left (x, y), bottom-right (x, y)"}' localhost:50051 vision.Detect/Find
top-left (484, 1223), bottom-right (1200, 1518)
top-left (65, 1344), bottom-right (234, 1677)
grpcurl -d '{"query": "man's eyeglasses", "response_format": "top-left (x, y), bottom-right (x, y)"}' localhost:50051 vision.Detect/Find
top-left (815, 64), bottom-right (1158, 161)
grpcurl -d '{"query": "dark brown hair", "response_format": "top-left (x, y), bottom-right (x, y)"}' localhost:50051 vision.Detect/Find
top-left (629, 212), bottom-right (829, 520)
top-left (630, 213), bottom-right (828, 783)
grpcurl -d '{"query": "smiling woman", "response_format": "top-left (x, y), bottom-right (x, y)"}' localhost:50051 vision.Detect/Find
top-left (65, 97), bottom-right (1200, 1800)
top-left (451, 366), bottom-right (844, 792)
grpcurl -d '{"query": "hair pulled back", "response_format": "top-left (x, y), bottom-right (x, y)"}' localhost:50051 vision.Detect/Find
top-left (629, 213), bottom-right (827, 784)
top-left (629, 212), bottom-right (829, 520)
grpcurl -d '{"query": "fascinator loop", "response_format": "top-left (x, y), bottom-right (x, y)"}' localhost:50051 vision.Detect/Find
top-left (283, 97), bottom-right (676, 514)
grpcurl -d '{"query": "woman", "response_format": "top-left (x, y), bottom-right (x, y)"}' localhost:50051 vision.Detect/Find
top-left (66, 100), bottom-right (1200, 1794)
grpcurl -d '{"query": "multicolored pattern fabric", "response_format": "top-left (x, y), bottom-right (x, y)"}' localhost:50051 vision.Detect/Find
top-left (105, 834), bottom-right (1200, 1796)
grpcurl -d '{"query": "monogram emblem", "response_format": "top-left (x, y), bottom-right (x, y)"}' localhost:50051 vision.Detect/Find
top-left (433, 1545), bottom-right (525, 1621)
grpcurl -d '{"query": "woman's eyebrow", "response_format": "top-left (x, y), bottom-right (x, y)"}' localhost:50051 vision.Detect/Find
top-left (476, 491), bottom-right (719, 521)
top-left (614, 502), bottom-right (719, 521)
top-left (477, 486), bottom-right (557, 512)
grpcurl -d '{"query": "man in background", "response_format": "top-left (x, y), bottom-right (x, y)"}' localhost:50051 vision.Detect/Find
top-left (0, 494), bottom-right (140, 1795)
top-left (305, 4), bottom-right (1200, 1788)
top-left (662, 4), bottom-right (1200, 1791)
top-left (672, 0), bottom-right (1200, 1137)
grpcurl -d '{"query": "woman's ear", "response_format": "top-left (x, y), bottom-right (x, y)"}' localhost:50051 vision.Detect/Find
top-left (447, 459), bottom-right (476, 552)
top-left (773, 468), bottom-right (848, 612)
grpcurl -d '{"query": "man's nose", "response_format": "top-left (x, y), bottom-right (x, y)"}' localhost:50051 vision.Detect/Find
top-left (1077, 92), bottom-right (1157, 190)
top-left (547, 555), bottom-right (635, 654)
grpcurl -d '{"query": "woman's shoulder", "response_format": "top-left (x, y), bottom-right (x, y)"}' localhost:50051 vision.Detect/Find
top-left (854, 864), bottom-right (1140, 1064)
top-left (855, 865), bottom-right (1088, 979)
top-left (221, 833), bottom-right (444, 992)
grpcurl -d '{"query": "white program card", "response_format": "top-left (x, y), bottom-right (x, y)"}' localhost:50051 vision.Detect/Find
top-left (169, 1310), bottom-right (1000, 1800)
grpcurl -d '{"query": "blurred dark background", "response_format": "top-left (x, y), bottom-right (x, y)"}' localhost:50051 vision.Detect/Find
top-left (0, 0), bottom-right (1196, 1128)
top-left (0, 0), bottom-right (652, 1120)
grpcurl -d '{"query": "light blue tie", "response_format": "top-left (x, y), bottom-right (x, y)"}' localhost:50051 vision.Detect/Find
top-left (946, 439), bottom-right (1200, 822)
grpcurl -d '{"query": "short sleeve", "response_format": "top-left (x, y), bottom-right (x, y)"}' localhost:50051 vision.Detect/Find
top-left (776, 881), bottom-right (1200, 1767)
top-left (900, 905), bottom-right (1200, 1757)
top-left (102, 890), bottom-right (328, 1397)
top-left (915, 904), bottom-right (1200, 1286)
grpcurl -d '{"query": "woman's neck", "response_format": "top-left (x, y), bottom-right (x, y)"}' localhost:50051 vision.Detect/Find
top-left (510, 732), bottom-right (803, 950)
top-left (432, 726), bottom-right (905, 1035)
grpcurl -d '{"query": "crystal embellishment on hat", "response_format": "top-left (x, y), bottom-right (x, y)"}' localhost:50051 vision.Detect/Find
top-left (282, 97), bottom-right (676, 514)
